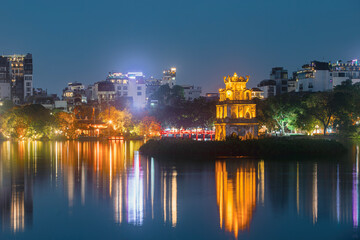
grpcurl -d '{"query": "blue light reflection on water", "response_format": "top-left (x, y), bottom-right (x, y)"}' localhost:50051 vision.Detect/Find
top-left (0, 141), bottom-right (359, 239)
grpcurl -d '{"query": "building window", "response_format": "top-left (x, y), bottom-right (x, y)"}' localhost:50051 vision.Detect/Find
top-left (117, 86), bottom-right (121, 90)
top-left (308, 83), bottom-right (313, 88)
top-left (123, 92), bottom-right (128, 96)
top-left (26, 87), bottom-right (31, 92)
top-left (26, 82), bottom-right (31, 86)
top-left (137, 92), bottom-right (142, 96)
top-left (123, 86), bottom-right (128, 90)
top-left (137, 86), bottom-right (142, 90)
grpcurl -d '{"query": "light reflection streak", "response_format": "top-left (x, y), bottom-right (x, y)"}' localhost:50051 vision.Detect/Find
top-left (312, 163), bottom-right (318, 224)
top-left (10, 192), bottom-right (24, 232)
top-left (353, 145), bottom-right (359, 228)
top-left (337, 164), bottom-right (340, 223)
top-left (151, 158), bottom-right (154, 219)
top-left (297, 162), bottom-right (299, 214)
top-left (257, 161), bottom-right (265, 206)
top-left (127, 151), bottom-right (143, 225)
top-left (171, 170), bottom-right (177, 227)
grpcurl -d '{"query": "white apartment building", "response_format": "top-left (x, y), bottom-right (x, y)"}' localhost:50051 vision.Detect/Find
top-left (295, 61), bottom-right (332, 92)
top-left (182, 85), bottom-right (201, 101)
top-left (257, 80), bottom-right (276, 98)
top-left (107, 72), bottom-right (146, 108)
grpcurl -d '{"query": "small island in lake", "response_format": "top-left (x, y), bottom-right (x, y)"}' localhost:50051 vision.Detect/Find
top-left (139, 138), bottom-right (347, 158)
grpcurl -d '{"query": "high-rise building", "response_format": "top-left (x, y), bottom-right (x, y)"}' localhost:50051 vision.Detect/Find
top-left (295, 61), bottom-right (331, 92)
top-left (162, 68), bottom-right (176, 88)
top-left (270, 67), bottom-right (288, 95)
top-left (0, 53), bottom-right (33, 104)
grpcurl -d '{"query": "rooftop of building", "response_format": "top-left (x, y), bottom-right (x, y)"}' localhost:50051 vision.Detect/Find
top-left (251, 87), bottom-right (263, 92)
top-left (97, 81), bottom-right (115, 92)
top-left (258, 79), bottom-right (276, 87)
top-left (302, 61), bottom-right (330, 71)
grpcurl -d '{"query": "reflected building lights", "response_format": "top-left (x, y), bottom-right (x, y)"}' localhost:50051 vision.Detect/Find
top-left (171, 170), bottom-right (177, 227)
top-left (127, 151), bottom-right (144, 225)
top-left (312, 164), bottom-right (318, 224)
top-left (297, 162), bottom-right (300, 215)
top-left (151, 158), bottom-right (154, 219)
top-left (10, 192), bottom-right (25, 232)
top-left (161, 169), bottom-right (177, 227)
top-left (337, 164), bottom-right (340, 223)
top-left (353, 145), bottom-right (359, 228)
top-left (257, 161), bottom-right (265, 206)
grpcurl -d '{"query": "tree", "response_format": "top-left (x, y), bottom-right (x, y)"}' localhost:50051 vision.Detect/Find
top-left (99, 106), bottom-right (132, 135)
top-left (0, 104), bottom-right (55, 139)
top-left (306, 92), bottom-right (338, 135)
top-left (263, 94), bottom-right (299, 135)
top-left (73, 105), bottom-right (94, 120)
top-left (138, 116), bottom-right (162, 137)
top-left (54, 111), bottom-right (76, 138)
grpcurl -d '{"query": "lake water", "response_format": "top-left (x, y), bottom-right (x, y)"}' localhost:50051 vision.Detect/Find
top-left (0, 140), bottom-right (359, 239)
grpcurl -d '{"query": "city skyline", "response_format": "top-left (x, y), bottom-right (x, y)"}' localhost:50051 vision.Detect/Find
top-left (1, 0), bottom-right (359, 95)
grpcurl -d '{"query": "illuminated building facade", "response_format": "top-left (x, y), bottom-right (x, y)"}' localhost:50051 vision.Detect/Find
top-left (250, 88), bottom-right (264, 99)
top-left (215, 73), bottom-right (258, 140)
top-left (295, 61), bottom-right (331, 92)
top-left (106, 72), bottom-right (146, 109)
top-left (62, 82), bottom-right (87, 109)
top-left (331, 59), bottom-right (360, 87)
top-left (162, 68), bottom-right (176, 88)
top-left (0, 54), bottom-right (33, 104)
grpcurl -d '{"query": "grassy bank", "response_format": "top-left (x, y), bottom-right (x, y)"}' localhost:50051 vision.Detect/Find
top-left (139, 138), bottom-right (347, 158)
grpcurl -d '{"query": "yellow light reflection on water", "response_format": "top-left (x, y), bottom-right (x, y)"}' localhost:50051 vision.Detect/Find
top-left (216, 161), bottom-right (256, 238)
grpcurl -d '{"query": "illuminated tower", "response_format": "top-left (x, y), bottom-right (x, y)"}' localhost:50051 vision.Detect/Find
top-left (215, 73), bottom-right (258, 141)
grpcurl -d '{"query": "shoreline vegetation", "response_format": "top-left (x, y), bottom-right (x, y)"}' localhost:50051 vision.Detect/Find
top-left (139, 137), bottom-right (347, 158)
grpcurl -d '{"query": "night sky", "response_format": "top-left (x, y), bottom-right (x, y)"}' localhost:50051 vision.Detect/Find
top-left (1, 0), bottom-right (359, 95)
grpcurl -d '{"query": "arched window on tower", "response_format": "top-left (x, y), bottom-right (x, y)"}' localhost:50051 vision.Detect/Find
top-left (245, 111), bottom-right (251, 119)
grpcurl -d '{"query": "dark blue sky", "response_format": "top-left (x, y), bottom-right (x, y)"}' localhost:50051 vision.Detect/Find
top-left (1, 0), bottom-right (359, 95)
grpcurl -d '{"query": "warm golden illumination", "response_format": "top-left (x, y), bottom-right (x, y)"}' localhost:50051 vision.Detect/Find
top-left (216, 161), bottom-right (256, 238)
top-left (215, 73), bottom-right (258, 140)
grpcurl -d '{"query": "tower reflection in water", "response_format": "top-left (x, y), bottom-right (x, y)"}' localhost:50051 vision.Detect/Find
top-left (215, 161), bottom-right (258, 238)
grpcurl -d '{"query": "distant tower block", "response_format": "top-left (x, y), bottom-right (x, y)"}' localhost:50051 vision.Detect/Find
top-left (215, 73), bottom-right (258, 141)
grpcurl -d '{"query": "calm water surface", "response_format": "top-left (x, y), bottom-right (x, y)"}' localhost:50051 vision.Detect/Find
top-left (0, 140), bottom-right (359, 239)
